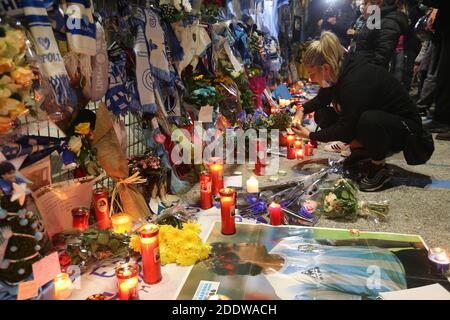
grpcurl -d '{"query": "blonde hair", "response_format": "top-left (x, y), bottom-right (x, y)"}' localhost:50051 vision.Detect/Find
top-left (303, 32), bottom-right (344, 75)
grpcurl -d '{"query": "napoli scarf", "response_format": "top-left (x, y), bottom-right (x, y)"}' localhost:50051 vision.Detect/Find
top-left (13, 0), bottom-right (76, 109)
top-left (105, 43), bottom-right (130, 116)
top-left (63, 0), bottom-right (96, 56)
top-left (133, 7), bottom-right (157, 114)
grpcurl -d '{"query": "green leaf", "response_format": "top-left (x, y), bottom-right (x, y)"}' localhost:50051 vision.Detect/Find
top-left (97, 232), bottom-right (110, 245)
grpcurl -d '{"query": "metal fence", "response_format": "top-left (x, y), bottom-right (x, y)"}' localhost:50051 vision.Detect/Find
top-left (21, 101), bottom-right (146, 191)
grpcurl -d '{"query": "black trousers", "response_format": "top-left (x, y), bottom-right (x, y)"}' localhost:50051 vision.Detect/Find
top-left (433, 31), bottom-right (450, 126)
top-left (315, 108), bottom-right (421, 161)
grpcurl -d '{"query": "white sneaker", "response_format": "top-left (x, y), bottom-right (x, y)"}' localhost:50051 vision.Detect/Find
top-left (324, 141), bottom-right (349, 154)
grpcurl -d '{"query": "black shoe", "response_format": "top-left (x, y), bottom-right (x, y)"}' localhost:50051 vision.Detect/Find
top-left (359, 163), bottom-right (392, 192)
top-left (436, 131), bottom-right (450, 141)
top-left (342, 148), bottom-right (371, 169)
top-left (423, 121), bottom-right (449, 133)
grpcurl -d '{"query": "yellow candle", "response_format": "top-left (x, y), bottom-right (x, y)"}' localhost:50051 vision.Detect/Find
top-left (54, 273), bottom-right (72, 300)
top-left (111, 213), bottom-right (132, 234)
top-left (246, 176), bottom-right (259, 193)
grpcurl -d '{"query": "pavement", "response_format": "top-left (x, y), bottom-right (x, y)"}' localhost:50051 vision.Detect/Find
top-left (179, 136), bottom-right (450, 251)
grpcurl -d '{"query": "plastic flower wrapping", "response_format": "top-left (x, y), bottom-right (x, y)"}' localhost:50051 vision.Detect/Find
top-left (129, 222), bottom-right (211, 266)
top-left (0, 22), bottom-right (33, 134)
top-left (318, 178), bottom-right (389, 221)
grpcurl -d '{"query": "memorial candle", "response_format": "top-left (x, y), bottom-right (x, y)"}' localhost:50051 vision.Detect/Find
top-left (93, 188), bottom-right (112, 230)
top-left (246, 176), bottom-right (259, 193)
top-left (71, 207), bottom-right (89, 231)
top-left (219, 188), bottom-right (236, 235)
top-left (111, 213), bottom-right (132, 234)
top-left (294, 138), bottom-right (302, 149)
top-left (269, 202), bottom-right (283, 226)
top-left (296, 149), bottom-right (304, 160)
top-left (280, 131), bottom-right (288, 147)
top-left (304, 142), bottom-right (314, 156)
top-left (53, 273), bottom-right (72, 300)
top-left (199, 171), bottom-right (213, 210)
top-left (255, 139), bottom-right (266, 176)
top-left (115, 262), bottom-right (139, 300)
top-left (287, 133), bottom-right (296, 160)
top-left (428, 247), bottom-right (450, 274)
top-left (208, 157), bottom-right (224, 195)
top-left (139, 224), bottom-right (162, 284)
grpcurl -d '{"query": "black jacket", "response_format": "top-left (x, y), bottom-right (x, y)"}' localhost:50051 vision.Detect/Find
top-left (321, 1), bottom-right (355, 48)
top-left (354, 5), bottom-right (409, 68)
top-left (306, 53), bottom-right (422, 143)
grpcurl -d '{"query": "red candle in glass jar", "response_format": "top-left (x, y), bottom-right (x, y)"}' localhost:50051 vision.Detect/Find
top-left (294, 138), bottom-right (302, 150)
top-left (269, 202), bottom-right (284, 226)
top-left (199, 171), bottom-right (213, 210)
top-left (208, 157), bottom-right (224, 196)
top-left (305, 142), bottom-right (314, 156)
top-left (139, 224), bottom-right (162, 285)
top-left (115, 262), bottom-right (139, 300)
top-left (93, 188), bottom-right (111, 230)
top-left (219, 188), bottom-right (236, 235)
top-left (255, 139), bottom-right (267, 176)
top-left (310, 139), bottom-right (318, 148)
top-left (72, 207), bottom-right (89, 231)
top-left (287, 133), bottom-right (296, 160)
top-left (280, 131), bottom-right (288, 147)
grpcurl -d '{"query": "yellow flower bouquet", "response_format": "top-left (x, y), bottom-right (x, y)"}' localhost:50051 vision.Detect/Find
top-left (129, 222), bottom-right (211, 266)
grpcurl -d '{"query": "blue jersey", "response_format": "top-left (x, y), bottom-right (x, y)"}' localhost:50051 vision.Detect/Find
top-left (265, 236), bottom-right (407, 300)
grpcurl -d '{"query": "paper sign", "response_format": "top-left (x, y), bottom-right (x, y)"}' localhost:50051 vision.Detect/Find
top-left (224, 176), bottom-right (242, 188)
top-left (198, 105), bottom-right (213, 123)
top-left (32, 176), bottom-right (100, 236)
top-left (32, 252), bottom-right (61, 287)
top-left (17, 280), bottom-right (39, 300)
top-left (380, 284), bottom-right (450, 300)
top-left (193, 281), bottom-right (221, 300)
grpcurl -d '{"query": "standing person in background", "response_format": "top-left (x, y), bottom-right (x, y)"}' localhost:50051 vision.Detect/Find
top-left (421, 0), bottom-right (450, 140)
top-left (351, 0), bottom-right (409, 69)
top-left (318, 0), bottom-right (355, 48)
top-left (402, 0), bottom-right (423, 92)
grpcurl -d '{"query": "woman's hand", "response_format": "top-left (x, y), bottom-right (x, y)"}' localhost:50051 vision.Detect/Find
top-left (291, 123), bottom-right (310, 139)
top-left (292, 107), bottom-right (304, 126)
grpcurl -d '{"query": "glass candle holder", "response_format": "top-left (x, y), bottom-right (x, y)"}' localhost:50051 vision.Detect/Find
top-left (294, 138), bottom-right (302, 149)
top-left (296, 149), bottom-right (304, 160)
top-left (115, 262), bottom-right (139, 300)
top-left (138, 224), bottom-right (162, 285)
top-left (111, 213), bottom-right (132, 234)
top-left (287, 133), bottom-right (296, 160)
top-left (53, 273), bottom-right (72, 300)
top-left (219, 188), bottom-right (236, 235)
top-left (255, 139), bottom-right (267, 176)
top-left (428, 248), bottom-right (450, 275)
top-left (93, 188), bottom-right (111, 230)
top-left (71, 207), bottom-right (89, 231)
top-left (304, 142), bottom-right (314, 156)
top-left (208, 157), bottom-right (224, 196)
top-left (199, 171), bottom-right (213, 210)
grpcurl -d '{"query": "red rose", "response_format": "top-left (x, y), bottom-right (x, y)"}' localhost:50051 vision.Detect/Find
top-left (59, 252), bottom-right (71, 270)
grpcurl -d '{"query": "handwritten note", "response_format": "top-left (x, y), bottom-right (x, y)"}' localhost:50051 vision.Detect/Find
top-left (32, 252), bottom-right (61, 287)
top-left (17, 280), bottom-right (39, 300)
top-left (32, 176), bottom-right (98, 236)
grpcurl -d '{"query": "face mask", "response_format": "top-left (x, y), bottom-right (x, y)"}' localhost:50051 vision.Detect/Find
top-left (321, 68), bottom-right (335, 88)
top-left (322, 80), bottom-right (335, 88)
